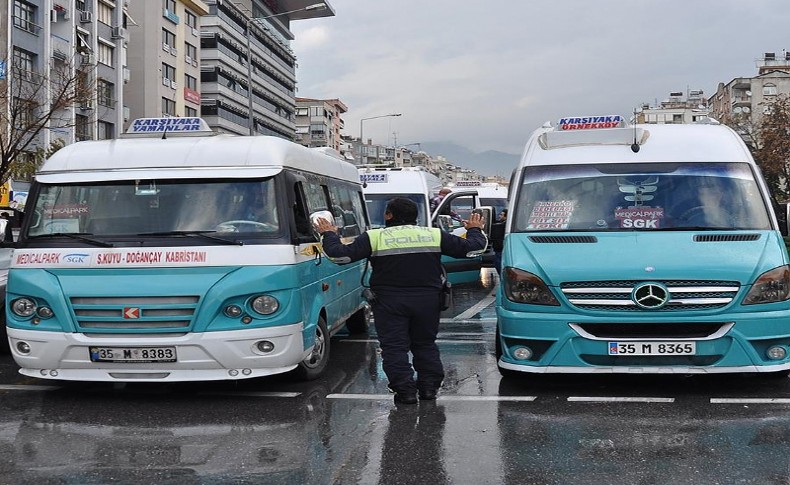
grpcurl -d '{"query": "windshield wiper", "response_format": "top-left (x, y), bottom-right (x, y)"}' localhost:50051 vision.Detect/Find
top-left (136, 230), bottom-right (243, 246)
top-left (27, 232), bottom-right (114, 247)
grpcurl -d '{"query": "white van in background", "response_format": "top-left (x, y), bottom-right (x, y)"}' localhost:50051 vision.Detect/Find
top-left (358, 166), bottom-right (488, 284)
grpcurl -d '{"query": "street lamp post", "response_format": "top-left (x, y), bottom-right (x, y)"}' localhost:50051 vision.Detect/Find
top-left (244, 3), bottom-right (326, 135)
top-left (359, 113), bottom-right (401, 163)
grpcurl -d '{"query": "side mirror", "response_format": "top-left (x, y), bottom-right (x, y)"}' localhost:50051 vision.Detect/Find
top-left (309, 210), bottom-right (336, 239)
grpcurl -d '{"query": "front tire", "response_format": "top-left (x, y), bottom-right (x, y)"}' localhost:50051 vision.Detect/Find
top-left (292, 316), bottom-right (330, 381)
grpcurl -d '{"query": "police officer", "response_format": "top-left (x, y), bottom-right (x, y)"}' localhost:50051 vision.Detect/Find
top-left (314, 197), bottom-right (487, 405)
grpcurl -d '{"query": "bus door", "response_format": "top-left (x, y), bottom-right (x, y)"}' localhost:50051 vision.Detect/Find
top-left (431, 190), bottom-right (490, 284)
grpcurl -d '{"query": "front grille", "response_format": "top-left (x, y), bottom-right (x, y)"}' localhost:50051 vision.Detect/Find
top-left (70, 296), bottom-right (200, 331)
top-left (561, 280), bottom-right (739, 312)
top-left (529, 235), bottom-right (598, 244)
top-left (694, 234), bottom-right (760, 242)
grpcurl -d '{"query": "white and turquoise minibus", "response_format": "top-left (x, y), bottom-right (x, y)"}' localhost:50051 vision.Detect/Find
top-left (6, 118), bottom-right (371, 382)
top-left (358, 166), bottom-right (487, 284)
top-left (497, 115), bottom-right (790, 376)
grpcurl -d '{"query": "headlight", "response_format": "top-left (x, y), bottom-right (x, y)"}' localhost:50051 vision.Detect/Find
top-left (251, 295), bottom-right (279, 315)
top-left (503, 267), bottom-right (560, 306)
top-left (743, 265), bottom-right (790, 305)
top-left (11, 298), bottom-right (37, 317)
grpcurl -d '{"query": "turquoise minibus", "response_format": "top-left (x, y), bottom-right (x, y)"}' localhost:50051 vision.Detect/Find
top-left (497, 115), bottom-right (790, 376)
top-left (6, 118), bottom-right (370, 382)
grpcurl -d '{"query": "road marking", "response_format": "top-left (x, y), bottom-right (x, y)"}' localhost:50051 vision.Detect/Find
top-left (568, 396), bottom-right (675, 403)
top-left (199, 391), bottom-right (301, 398)
top-left (710, 398), bottom-right (790, 404)
top-left (0, 384), bottom-right (61, 391)
top-left (454, 294), bottom-right (496, 320)
top-left (339, 339), bottom-right (486, 345)
top-left (441, 318), bottom-right (496, 324)
top-left (327, 393), bottom-right (536, 402)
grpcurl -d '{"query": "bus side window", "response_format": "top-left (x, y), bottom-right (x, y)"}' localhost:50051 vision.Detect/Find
top-left (292, 183), bottom-right (313, 240)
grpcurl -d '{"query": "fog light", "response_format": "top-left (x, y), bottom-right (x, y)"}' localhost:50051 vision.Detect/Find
top-left (40, 369), bottom-right (48, 376)
top-left (224, 305), bottom-right (243, 318)
top-left (242, 368), bottom-right (252, 375)
top-left (31, 317), bottom-right (40, 325)
top-left (256, 340), bottom-right (275, 353)
top-left (241, 315), bottom-right (252, 324)
top-left (513, 346), bottom-right (533, 360)
top-left (16, 342), bottom-right (30, 354)
top-left (767, 346), bottom-right (787, 360)
top-left (228, 369), bottom-right (239, 377)
top-left (50, 370), bottom-right (58, 377)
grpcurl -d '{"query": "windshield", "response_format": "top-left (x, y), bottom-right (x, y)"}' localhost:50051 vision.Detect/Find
top-left (513, 162), bottom-right (771, 232)
top-left (27, 178), bottom-right (279, 238)
top-left (480, 197), bottom-right (508, 219)
top-left (365, 193), bottom-right (428, 228)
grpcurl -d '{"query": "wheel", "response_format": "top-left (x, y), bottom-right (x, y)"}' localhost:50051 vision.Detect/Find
top-left (0, 308), bottom-right (8, 355)
top-left (345, 303), bottom-right (371, 335)
top-left (215, 220), bottom-right (274, 232)
top-left (291, 316), bottom-right (330, 381)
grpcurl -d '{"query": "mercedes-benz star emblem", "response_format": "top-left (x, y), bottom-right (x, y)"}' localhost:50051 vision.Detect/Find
top-left (632, 283), bottom-right (669, 309)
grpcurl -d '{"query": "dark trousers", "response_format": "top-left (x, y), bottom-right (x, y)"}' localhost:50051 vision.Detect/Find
top-left (372, 288), bottom-right (444, 394)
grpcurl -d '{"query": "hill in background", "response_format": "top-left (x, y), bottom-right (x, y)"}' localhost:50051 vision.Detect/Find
top-left (419, 141), bottom-right (519, 179)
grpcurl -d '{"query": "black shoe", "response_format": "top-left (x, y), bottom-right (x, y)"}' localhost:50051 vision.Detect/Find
top-left (394, 392), bottom-right (418, 405)
top-left (419, 389), bottom-right (438, 401)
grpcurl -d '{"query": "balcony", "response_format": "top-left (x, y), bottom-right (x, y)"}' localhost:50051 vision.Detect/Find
top-left (51, 33), bottom-right (71, 61)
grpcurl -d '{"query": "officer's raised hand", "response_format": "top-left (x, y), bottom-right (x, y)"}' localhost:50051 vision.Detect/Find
top-left (464, 212), bottom-right (485, 230)
top-left (314, 217), bottom-right (338, 234)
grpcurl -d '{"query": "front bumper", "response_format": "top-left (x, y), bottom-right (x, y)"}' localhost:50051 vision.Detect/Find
top-left (8, 323), bottom-right (306, 382)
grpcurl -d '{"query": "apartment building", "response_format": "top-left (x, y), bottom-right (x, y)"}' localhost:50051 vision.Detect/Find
top-left (709, 51), bottom-right (790, 136)
top-left (198, 0), bottom-right (334, 138)
top-left (3, 0), bottom-right (127, 145)
top-left (125, 0), bottom-right (209, 128)
top-left (636, 90), bottom-right (709, 124)
top-left (294, 97), bottom-right (346, 151)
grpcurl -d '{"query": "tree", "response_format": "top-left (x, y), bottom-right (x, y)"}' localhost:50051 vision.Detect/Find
top-left (0, 54), bottom-right (93, 184)
top-left (754, 95), bottom-right (790, 200)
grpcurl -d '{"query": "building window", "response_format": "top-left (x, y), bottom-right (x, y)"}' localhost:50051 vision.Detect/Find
top-left (12, 47), bottom-right (35, 75)
top-left (97, 121), bottom-right (114, 140)
top-left (97, 79), bottom-right (114, 107)
top-left (162, 28), bottom-right (176, 50)
top-left (185, 106), bottom-right (197, 117)
top-left (185, 10), bottom-right (197, 29)
top-left (164, 0), bottom-right (176, 14)
top-left (13, 0), bottom-right (37, 34)
top-left (97, 42), bottom-right (113, 66)
top-left (76, 114), bottom-right (91, 141)
top-left (97, 0), bottom-right (114, 25)
top-left (185, 74), bottom-right (197, 90)
top-left (763, 84), bottom-right (778, 96)
top-left (162, 97), bottom-right (176, 116)
top-left (76, 0), bottom-right (86, 11)
top-left (185, 43), bottom-right (197, 62)
top-left (162, 63), bottom-right (176, 84)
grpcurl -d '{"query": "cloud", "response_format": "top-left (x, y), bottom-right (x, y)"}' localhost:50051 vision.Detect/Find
top-left (291, 0), bottom-right (790, 155)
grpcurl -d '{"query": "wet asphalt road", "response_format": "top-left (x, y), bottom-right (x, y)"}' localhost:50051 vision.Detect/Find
top-left (2, 270), bottom-right (790, 484)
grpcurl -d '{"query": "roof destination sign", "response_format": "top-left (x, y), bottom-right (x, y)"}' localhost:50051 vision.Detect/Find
top-left (557, 115), bottom-right (625, 131)
top-left (127, 117), bottom-right (212, 134)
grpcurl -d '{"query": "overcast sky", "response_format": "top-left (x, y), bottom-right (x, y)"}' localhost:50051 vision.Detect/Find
top-left (291, 0), bottom-right (788, 155)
